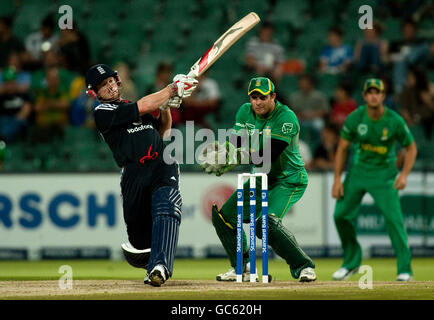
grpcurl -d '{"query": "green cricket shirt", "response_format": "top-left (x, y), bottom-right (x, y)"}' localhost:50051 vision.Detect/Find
top-left (341, 105), bottom-right (414, 171)
top-left (232, 100), bottom-right (306, 181)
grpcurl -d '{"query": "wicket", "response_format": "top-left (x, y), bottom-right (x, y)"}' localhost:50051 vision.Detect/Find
top-left (236, 173), bottom-right (268, 283)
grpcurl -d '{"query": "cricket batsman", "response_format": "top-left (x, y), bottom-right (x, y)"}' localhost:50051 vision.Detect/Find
top-left (332, 78), bottom-right (417, 282)
top-left (199, 77), bottom-right (316, 282)
top-left (86, 64), bottom-right (198, 286)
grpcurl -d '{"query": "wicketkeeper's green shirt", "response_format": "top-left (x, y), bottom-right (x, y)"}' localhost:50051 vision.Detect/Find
top-left (341, 105), bottom-right (414, 171)
top-left (232, 100), bottom-right (306, 182)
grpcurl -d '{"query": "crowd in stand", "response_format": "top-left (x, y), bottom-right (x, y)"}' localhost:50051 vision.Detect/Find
top-left (243, 12), bottom-right (434, 169)
top-left (0, 2), bottom-right (433, 172)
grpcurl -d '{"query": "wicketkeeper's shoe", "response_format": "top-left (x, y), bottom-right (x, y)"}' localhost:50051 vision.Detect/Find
top-left (148, 264), bottom-right (169, 287)
top-left (332, 267), bottom-right (359, 280)
top-left (216, 268), bottom-right (257, 282)
top-left (299, 267), bottom-right (317, 282)
top-left (396, 273), bottom-right (413, 281)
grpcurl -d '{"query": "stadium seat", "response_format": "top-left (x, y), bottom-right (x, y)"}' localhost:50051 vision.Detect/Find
top-left (0, 0), bottom-right (16, 16)
top-left (278, 75), bottom-right (299, 102)
top-left (383, 18), bottom-right (403, 42)
top-left (316, 73), bottom-right (340, 98)
top-left (272, 0), bottom-right (308, 29)
top-left (298, 126), bottom-right (319, 156)
top-left (234, 0), bottom-right (269, 19)
top-left (12, 2), bottom-right (56, 39)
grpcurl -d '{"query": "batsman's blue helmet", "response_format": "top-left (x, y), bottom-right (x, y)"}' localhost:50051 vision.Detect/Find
top-left (85, 64), bottom-right (120, 98)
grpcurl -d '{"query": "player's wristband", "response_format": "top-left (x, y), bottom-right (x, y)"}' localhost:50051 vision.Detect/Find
top-left (167, 83), bottom-right (176, 97)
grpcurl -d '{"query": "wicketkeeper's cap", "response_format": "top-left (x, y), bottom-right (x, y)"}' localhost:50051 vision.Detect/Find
top-left (85, 64), bottom-right (118, 91)
top-left (363, 78), bottom-right (384, 93)
top-left (248, 77), bottom-right (275, 96)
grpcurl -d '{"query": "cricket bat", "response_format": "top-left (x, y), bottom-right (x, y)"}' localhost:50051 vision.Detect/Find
top-left (187, 12), bottom-right (261, 78)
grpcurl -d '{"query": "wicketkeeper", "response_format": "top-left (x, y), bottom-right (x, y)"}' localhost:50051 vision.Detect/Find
top-left (86, 64), bottom-right (198, 286)
top-left (332, 79), bottom-right (417, 281)
top-left (199, 77), bottom-right (316, 282)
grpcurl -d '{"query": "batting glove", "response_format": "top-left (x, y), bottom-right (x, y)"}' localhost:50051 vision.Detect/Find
top-left (168, 74), bottom-right (198, 99)
top-left (160, 96), bottom-right (182, 111)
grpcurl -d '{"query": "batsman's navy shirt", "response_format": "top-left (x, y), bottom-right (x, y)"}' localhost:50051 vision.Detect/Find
top-left (93, 100), bottom-right (168, 178)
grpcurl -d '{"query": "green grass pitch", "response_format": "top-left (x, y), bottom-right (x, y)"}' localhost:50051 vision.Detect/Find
top-left (0, 258), bottom-right (433, 299)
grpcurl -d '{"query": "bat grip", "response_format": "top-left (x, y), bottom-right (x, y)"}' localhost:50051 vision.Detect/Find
top-left (187, 70), bottom-right (196, 78)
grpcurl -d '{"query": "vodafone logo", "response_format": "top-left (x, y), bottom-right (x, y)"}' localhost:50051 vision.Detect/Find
top-left (127, 124), bottom-right (153, 133)
top-left (201, 184), bottom-right (235, 221)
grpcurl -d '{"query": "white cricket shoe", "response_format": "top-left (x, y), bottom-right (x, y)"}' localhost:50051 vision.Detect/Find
top-left (332, 267), bottom-right (359, 280)
top-left (148, 264), bottom-right (168, 287)
top-left (396, 273), bottom-right (413, 281)
top-left (144, 272), bottom-right (150, 285)
top-left (299, 267), bottom-right (317, 282)
top-left (216, 268), bottom-right (258, 282)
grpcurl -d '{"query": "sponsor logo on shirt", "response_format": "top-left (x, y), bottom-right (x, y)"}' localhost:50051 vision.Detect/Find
top-left (140, 144), bottom-right (158, 163)
top-left (127, 124), bottom-right (153, 134)
top-left (361, 143), bottom-right (388, 154)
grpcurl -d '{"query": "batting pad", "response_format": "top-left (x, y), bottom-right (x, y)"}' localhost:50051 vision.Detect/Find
top-left (147, 186), bottom-right (182, 277)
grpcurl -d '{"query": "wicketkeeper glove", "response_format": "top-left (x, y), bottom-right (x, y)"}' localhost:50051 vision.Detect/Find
top-left (198, 141), bottom-right (249, 176)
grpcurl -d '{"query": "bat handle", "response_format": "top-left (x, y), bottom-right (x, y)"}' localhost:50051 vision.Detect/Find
top-left (187, 70), bottom-right (196, 78)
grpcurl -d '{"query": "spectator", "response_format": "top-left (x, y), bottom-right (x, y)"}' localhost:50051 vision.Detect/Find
top-left (399, 67), bottom-right (434, 140)
top-left (114, 62), bottom-right (138, 101)
top-left (319, 27), bottom-right (353, 74)
top-left (353, 21), bottom-right (388, 73)
top-left (330, 82), bottom-right (357, 128)
top-left (58, 27), bottom-right (91, 74)
top-left (245, 21), bottom-right (285, 83)
top-left (299, 138), bottom-right (313, 170)
top-left (145, 62), bottom-right (182, 126)
top-left (289, 74), bottom-right (330, 132)
top-left (24, 14), bottom-right (58, 70)
top-left (312, 122), bottom-right (339, 170)
top-left (181, 71), bottom-right (221, 129)
top-left (32, 49), bottom-right (77, 95)
top-left (389, 18), bottom-right (430, 93)
top-left (32, 67), bottom-right (70, 143)
top-left (0, 52), bottom-right (31, 94)
top-left (69, 74), bottom-right (93, 127)
top-left (378, 0), bottom-right (422, 19)
top-left (380, 75), bottom-right (399, 112)
top-left (0, 16), bottom-right (25, 69)
top-left (0, 67), bottom-right (32, 142)
top-left (42, 48), bottom-right (61, 68)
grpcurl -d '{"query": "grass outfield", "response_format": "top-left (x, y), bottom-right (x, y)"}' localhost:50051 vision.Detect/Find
top-left (0, 258), bottom-right (433, 299)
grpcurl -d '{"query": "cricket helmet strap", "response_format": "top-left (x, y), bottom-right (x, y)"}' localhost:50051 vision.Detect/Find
top-left (85, 64), bottom-right (121, 98)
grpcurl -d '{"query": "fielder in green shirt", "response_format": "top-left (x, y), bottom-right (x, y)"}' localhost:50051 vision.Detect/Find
top-left (332, 78), bottom-right (418, 281)
top-left (199, 77), bottom-right (316, 282)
